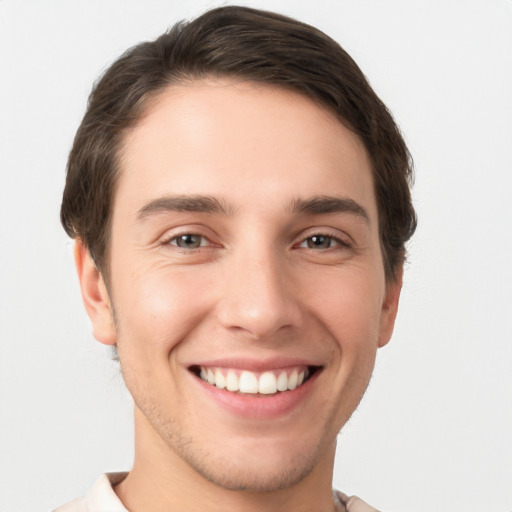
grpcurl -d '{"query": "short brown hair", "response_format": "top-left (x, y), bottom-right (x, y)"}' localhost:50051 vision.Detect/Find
top-left (61, 5), bottom-right (416, 281)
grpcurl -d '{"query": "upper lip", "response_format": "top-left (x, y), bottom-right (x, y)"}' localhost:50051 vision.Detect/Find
top-left (187, 356), bottom-right (323, 372)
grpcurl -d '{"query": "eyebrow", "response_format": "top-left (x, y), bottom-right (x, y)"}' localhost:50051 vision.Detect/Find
top-left (136, 195), bottom-right (233, 220)
top-left (290, 195), bottom-right (370, 224)
top-left (136, 193), bottom-right (370, 224)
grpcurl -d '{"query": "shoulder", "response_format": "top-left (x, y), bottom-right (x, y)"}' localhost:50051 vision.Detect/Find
top-left (52, 497), bottom-right (87, 512)
top-left (335, 490), bottom-right (381, 512)
top-left (52, 473), bottom-right (128, 512)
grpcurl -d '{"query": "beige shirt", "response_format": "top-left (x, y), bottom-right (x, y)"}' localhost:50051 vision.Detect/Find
top-left (53, 473), bottom-right (379, 512)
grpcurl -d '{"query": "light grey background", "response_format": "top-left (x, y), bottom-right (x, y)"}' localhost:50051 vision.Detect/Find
top-left (1, 1), bottom-right (511, 511)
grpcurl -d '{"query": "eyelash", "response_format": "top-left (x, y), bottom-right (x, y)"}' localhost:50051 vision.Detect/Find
top-left (163, 231), bottom-right (352, 251)
top-left (296, 233), bottom-right (351, 250)
top-left (165, 233), bottom-right (212, 250)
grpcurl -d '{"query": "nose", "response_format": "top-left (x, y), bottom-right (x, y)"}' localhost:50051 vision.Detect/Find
top-left (216, 245), bottom-right (302, 340)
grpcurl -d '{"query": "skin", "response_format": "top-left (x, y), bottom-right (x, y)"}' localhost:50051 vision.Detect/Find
top-left (75, 79), bottom-right (402, 512)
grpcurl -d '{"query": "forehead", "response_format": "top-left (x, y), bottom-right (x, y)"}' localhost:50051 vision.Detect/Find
top-left (115, 79), bottom-right (376, 220)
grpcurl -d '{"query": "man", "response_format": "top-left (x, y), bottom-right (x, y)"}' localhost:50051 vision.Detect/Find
top-left (56, 5), bottom-right (416, 511)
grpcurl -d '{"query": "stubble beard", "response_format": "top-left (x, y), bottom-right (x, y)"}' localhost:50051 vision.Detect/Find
top-left (110, 303), bottom-right (335, 495)
top-left (136, 394), bottom-right (321, 493)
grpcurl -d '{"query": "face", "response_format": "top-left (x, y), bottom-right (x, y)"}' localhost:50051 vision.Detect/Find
top-left (79, 79), bottom-right (401, 492)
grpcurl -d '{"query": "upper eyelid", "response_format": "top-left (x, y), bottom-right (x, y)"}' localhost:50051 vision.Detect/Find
top-left (159, 225), bottom-right (218, 242)
top-left (165, 232), bottom-right (207, 241)
top-left (158, 226), bottom-right (353, 246)
top-left (296, 235), bottom-right (351, 249)
top-left (296, 228), bottom-right (353, 245)
top-left (169, 233), bottom-right (206, 242)
top-left (165, 233), bottom-right (215, 247)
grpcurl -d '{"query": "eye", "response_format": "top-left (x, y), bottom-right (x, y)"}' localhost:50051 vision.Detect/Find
top-left (168, 234), bottom-right (209, 249)
top-left (299, 234), bottom-right (347, 250)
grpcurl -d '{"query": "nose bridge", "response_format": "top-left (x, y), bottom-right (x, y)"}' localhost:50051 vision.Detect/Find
top-left (217, 237), bottom-right (300, 339)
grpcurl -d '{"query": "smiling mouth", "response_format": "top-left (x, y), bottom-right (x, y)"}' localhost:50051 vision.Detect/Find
top-left (189, 365), bottom-right (320, 395)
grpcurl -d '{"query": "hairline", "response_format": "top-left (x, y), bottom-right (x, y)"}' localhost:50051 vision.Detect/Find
top-left (95, 76), bottom-right (398, 291)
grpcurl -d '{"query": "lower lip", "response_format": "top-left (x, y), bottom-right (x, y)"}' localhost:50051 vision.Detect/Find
top-left (192, 370), bottom-right (320, 420)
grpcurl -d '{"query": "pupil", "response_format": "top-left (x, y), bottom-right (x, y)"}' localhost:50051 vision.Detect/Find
top-left (309, 235), bottom-right (330, 249)
top-left (178, 234), bottom-right (200, 248)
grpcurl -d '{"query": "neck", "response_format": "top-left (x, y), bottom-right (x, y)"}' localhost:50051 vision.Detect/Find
top-left (115, 407), bottom-right (338, 512)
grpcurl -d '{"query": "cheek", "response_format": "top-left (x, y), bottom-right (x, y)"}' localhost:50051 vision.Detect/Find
top-left (112, 264), bottom-right (215, 360)
top-left (307, 269), bottom-right (385, 347)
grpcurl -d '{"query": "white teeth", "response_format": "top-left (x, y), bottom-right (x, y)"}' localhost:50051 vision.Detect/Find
top-left (288, 369), bottom-right (298, 390)
top-left (214, 369), bottom-right (226, 389)
top-left (198, 366), bottom-right (313, 394)
top-left (276, 372), bottom-right (288, 391)
top-left (239, 371), bottom-right (259, 393)
top-left (259, 371), bottom-right (277, 394)
top-left (226, 370), bottom-right (238, 391)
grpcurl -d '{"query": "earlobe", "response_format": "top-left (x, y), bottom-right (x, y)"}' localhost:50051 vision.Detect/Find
top-left (74, 241), bottom-right (117, 346)
top-left (377, 267), bottom-right (403, 348)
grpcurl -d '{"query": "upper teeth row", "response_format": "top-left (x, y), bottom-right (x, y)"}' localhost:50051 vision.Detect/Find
top-left (199, 367), bottom-right (309, 394)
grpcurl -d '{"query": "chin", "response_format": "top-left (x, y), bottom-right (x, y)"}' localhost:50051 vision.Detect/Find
top-left (183, 447), bottom-right (318, 493)
top-left (155, 412), bottom-right (334, 492)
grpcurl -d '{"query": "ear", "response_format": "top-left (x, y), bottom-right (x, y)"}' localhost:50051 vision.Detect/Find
top-left (377, 267), bottom-right (403, 348)
top-left (74, 240), bottom-right (117, 346)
